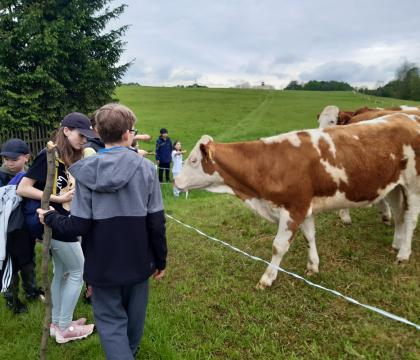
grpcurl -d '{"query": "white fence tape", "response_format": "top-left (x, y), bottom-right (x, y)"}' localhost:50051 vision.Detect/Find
top-left (166, 213), bottom-right (420, 331)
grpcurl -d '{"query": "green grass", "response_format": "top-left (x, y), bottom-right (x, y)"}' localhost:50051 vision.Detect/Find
top-left (1, 87), bottom-right (419, 359)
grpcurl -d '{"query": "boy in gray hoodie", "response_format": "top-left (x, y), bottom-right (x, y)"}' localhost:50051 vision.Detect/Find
top-left (38, 104), bottom-right (167, 359)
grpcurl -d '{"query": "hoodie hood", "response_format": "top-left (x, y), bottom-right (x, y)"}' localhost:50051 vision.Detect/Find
top-left (69, 147), bottom-right (142, 192)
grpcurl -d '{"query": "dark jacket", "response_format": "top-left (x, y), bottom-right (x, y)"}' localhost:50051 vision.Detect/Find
top-left (84, 137), bottom-right (105, 152)
top-left (0, 166), bottom-right (15, 187)
top-left (155, 137), bottom-right (172, 163)
top-left (45, 147), bottom-right (167, 287)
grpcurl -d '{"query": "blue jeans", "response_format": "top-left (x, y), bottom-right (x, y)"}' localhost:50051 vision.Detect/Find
top-left (50, 239), bottom-right (84, 330)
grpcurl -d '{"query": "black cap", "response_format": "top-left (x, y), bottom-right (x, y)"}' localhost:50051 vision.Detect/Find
top-left (160, 128), bottom-right (168, 135)
top-left (61, 112), bottom-right (96, 138)
top-left (0, 139), bottom-right (30, 159)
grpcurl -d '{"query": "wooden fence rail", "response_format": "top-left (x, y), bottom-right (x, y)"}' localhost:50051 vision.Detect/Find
top-left (0, 125), bottom-right (55, 160)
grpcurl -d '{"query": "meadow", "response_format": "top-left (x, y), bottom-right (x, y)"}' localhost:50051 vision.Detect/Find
top-left (0, 87), bottom-right (419, 359)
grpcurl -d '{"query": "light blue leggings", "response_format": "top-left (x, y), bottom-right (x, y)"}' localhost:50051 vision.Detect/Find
top-left (50, 239), bottom-right (84, 330)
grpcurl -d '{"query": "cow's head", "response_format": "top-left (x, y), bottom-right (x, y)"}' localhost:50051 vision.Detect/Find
top-left (175, 135), bottom-right (225, 191)
top-left (318, 105), bottom-right (340, 128)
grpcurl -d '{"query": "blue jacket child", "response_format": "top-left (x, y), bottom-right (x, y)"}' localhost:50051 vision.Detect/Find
top-left (155, 129), bottom-right (172, 164)
top-left (155, 128), bottom-right (172, 183)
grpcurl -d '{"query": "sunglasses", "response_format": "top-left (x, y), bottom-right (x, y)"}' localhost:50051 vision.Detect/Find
top-left (129, 129), bottom-right (139, 135)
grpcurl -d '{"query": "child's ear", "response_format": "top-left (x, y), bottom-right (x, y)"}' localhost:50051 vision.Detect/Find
top-left (24, 154), bottom-right (30, 162)
top-left (122, 130), bottom-right (130, 142)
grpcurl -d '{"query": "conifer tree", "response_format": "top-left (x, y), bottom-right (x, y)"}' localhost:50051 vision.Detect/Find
top-left (0, 0), bottom-right (130, 130)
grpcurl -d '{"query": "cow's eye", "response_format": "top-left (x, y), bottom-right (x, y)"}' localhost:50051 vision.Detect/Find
top-left (190, 157), bottom-right (198, 164)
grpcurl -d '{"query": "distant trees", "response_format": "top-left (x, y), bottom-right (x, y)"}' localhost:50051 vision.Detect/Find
top-left (284, 80), bottom-right (352, 91)
top-left (175, 83), bottom-right (208, 88)
top-left (359, 62), bottom-right (420, 101)
top-left (0, 0), bottom-right (130, 131)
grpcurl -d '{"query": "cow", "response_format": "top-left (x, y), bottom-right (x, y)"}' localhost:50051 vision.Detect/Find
top-left (175, 113), bottom-right (420, 289)
top-left (318, 105), bottom-right (420, 224)
top-left (318, 105), bottom-right (420, 127)
top-left (318, 105), bottom-right (394, 225)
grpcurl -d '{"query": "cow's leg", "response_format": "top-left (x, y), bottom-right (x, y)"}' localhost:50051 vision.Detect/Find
top-left (377, 199), bottom-right (392, 225)
top-left (386, 187), bottom-right (405, 250)
top-left (256, 209), bottom-right (297, 290)
top-left (397, 193), bottom-right (420, 262)
top-left (338, 209), bottom-right (351, 224)
top-left (300, 215), bottom-right (319, 275)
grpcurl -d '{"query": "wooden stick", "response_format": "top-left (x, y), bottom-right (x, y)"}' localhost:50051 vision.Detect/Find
top-left (39, 141), bottom-right (56, 360)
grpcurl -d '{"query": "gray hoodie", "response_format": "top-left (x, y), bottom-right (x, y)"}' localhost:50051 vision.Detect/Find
top-left (45, 146), bottom-right (167, 287)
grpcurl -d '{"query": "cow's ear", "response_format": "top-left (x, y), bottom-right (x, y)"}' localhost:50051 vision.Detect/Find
top-left (338, 113), bottom-right (351, 125)
top-left (200, 143), bottom-right (214, 161)
top-left (200, 143), bottom-right (209, 160)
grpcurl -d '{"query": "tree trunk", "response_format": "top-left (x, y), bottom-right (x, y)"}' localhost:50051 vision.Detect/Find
top-left (39, 142), bottom-right (56, 360)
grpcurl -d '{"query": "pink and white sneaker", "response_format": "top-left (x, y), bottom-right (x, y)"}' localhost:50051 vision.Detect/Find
top-left (55, 324), bottom-right (94, 344)
top-left (50, 318), bottom-right (88, 337)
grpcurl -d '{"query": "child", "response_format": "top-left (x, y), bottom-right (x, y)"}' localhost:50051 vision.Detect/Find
top-left (155, 128), bottom-right (172, 182)
top-left (0, 139), bottom-right (29, 186)
top-left (84, 111), bottom-right (105, 157)
top-left (37, 103), bottom-right (167, 358)
top-left (17, 113), bottom-right (95, 343)
top-left (171, 140), bottom-right (187, 197)
top-left (0, 139), bottom-right (42, 313)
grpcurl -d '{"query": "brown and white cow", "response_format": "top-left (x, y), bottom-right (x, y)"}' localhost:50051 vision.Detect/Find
top-left (318, 105), bottom-right (420, 127)
top-left (318, 105), bottom-right (394, 224)
top-left (175, 113), bottom-right (420, 289)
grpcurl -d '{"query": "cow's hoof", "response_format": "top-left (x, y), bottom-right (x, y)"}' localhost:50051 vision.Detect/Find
top-left (340, 219), bottom-right (352, 225)
top-left (382, 217), bottom-right (392, 226)
top-left (395, 257), bottom-right (409, 265)
top-left (305, 269), bottom-right (318, 276)
top-left (255, 281), bottom-right (269, 290)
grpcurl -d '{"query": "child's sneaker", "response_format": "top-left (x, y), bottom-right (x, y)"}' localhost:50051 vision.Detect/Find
top-left (50, 318), bottom-right (88, 337)
top-left (55, 324), bottom-right (94, 344)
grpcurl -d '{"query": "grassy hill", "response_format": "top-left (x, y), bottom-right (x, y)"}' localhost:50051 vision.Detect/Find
top-left (1, 87), bottom-right (418, 359)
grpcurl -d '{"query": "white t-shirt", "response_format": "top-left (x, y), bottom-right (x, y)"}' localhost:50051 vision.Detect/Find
top-left (171, 150), bottom-right (183, 174)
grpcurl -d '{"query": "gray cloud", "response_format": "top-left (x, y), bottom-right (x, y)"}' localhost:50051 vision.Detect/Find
top-left (300, 61), bottom-right (399, 83)
top-left (109, 0), bottom-right (420, 88)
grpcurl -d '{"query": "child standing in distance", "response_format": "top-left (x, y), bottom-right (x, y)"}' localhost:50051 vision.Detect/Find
top-left (37, 103), bottom-right (167, 359)
top-left (0, 139), bottom-right (42, 313)
top-left (17, 113), bottom-right (95, 343)
top-left (171, 141), bottom-right (187, 197)
top-left (155, 128), bottom-right (172, 183)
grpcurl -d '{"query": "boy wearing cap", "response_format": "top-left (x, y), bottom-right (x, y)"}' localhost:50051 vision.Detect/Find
top-left (0, 138), bottom-right (42, 313)
top-left (155, 128), bottom-right (172, 182)
top-left (0, 138), bottom-right (30, 186)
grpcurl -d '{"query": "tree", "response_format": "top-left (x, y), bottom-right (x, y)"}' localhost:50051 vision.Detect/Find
top-left (0, 0), bottom-right (130, 131)
top-left (367, 61), bottom-right (420, 101)
top-left (284, 80), bottom-right (302, 90)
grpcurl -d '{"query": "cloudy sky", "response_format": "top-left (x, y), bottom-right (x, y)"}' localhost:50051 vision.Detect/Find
top-left (109, 0), bottom-right (420, 89)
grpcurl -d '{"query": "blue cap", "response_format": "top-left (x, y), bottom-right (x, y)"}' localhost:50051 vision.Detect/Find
top-left (0, 139), bottom-right (30, 159)
top-left (61, 112), bottom-right (96, 138)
